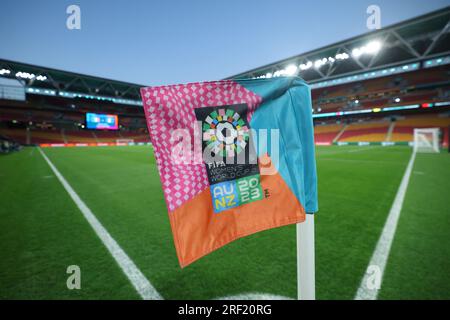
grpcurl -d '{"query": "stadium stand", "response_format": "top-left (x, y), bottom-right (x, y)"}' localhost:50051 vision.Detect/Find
top-left (390, 113), bottom-right (450, 145)
top-left (1, 7), bottom-right (449, 148)
top-left (312, 67), bottom-right (449, 113)
top-left (338, 120), bottom-right (390, 142)
top-left (311, 112), bottom-right (450, 146)
top-left (30, 128), bottom-right (64, 144)
top-left (313, 123), bottom-right (344, 144)
top-left (119, 131), bottom-right (151, 143)
top-left (93, 130), bottom-right (122, 143)
top-left (0, 127), bottom-right (28, 144)
top-left (64, 130), bottom-right (96, 144)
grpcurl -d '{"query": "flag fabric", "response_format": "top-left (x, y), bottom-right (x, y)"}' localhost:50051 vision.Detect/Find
top-left (140, 77), bottom-right (317, 268)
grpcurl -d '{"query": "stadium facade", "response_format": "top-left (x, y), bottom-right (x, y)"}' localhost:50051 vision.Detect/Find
top-left (0, 7), bottom-right (449, 149)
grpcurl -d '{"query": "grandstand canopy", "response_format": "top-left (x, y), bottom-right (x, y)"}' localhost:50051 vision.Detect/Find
top-left (226, 7), bottom-right (450, 86)
top-left (0, 59), bottom-right (144, 107)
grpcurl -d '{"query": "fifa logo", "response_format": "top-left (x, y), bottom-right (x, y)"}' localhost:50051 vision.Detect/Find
top-left (202, 108), bottom-right (249, 157)
top-left (193, 104), bottom-right (265, 213)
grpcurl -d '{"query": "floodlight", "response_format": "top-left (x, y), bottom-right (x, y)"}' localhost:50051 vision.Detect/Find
top-left (285, 65), bottom-right (298, 75)
top-left (366, 40), bottom-right (381, 53)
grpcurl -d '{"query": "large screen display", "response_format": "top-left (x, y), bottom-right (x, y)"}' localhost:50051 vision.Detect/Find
top-left (85, 113), bottom-right (118, 130)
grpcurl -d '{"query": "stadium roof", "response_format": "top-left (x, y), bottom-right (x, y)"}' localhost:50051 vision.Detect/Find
top-left (0, 59), bottom-right (145, 106)
top-left (226, 6), bottom-right (450, 87)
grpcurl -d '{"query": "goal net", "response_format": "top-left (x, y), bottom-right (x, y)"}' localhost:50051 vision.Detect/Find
top-left (413, 128), bottom-right (440, 153)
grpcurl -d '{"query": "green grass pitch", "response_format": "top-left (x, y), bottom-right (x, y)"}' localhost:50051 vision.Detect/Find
top-left (0, 145), bottom-right (449, 299)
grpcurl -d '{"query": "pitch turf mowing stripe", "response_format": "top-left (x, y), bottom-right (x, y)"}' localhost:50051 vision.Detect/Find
top-left (38, 148), bottom-right (162, 300)
top-left (0, 148), bottom-right (140, 299)
top-left (314, 146), bottom-right (411, 299)
top-left (355, 150), bottom-right (416, 300)
top-left (378, 152), bottom-right (450, 299)
top-left (347, 146), bottom-right (382, 153)
top-left (41, 146), bottom-right (412, 299)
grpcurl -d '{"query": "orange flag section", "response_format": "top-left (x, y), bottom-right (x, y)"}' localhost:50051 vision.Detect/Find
top-left (169, 160), bottom-right (306, 268)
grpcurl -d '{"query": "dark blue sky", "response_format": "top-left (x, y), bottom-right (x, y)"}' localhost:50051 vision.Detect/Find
top-left (1, 0), bottom-right (448, 86)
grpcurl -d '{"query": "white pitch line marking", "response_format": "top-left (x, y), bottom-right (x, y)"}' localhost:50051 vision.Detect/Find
top-left (38, 148), bottom-right (162, 300)
top-left (354, 151), bottom-right (416, 300)
top-left (38, 147), bottom-right (293, 300)
top-left (215, 293), bottom-right (292, 300)
top-left (347, 146), bottom-right (379, 153)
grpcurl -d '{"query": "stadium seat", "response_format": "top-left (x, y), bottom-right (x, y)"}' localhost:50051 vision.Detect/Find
top-left (391, 113), bottom-right (450, 146)
top-left (93, 130), bottom-right (122, 143)
top-left (64, 130), bottom-right (96, 143)
top-left (30, 129), bottom-right (64, 144)
top-left (314, 123), bottom-right (343, 144)
top-left (338, 120), bottom-right (390, 142)
top-left (0, 128), bottom-right (28, 144)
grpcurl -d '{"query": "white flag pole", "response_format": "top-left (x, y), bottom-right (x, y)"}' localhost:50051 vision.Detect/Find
top-left (296, 214), bottom-right (316, 300)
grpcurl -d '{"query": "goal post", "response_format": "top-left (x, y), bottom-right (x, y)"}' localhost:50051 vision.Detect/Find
top-left (413, 128), bottom-right (440, 153)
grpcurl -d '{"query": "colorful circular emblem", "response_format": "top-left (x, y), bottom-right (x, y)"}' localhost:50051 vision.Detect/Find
top-left (202, 108), bottom-right (250, 157)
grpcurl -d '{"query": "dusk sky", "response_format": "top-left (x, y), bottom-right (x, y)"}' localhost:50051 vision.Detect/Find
top-left (1, 0), bottom-right (448, 85)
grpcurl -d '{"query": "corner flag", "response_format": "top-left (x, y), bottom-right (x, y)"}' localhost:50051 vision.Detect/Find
top-left (141, 77), bottom-right (317, 268)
